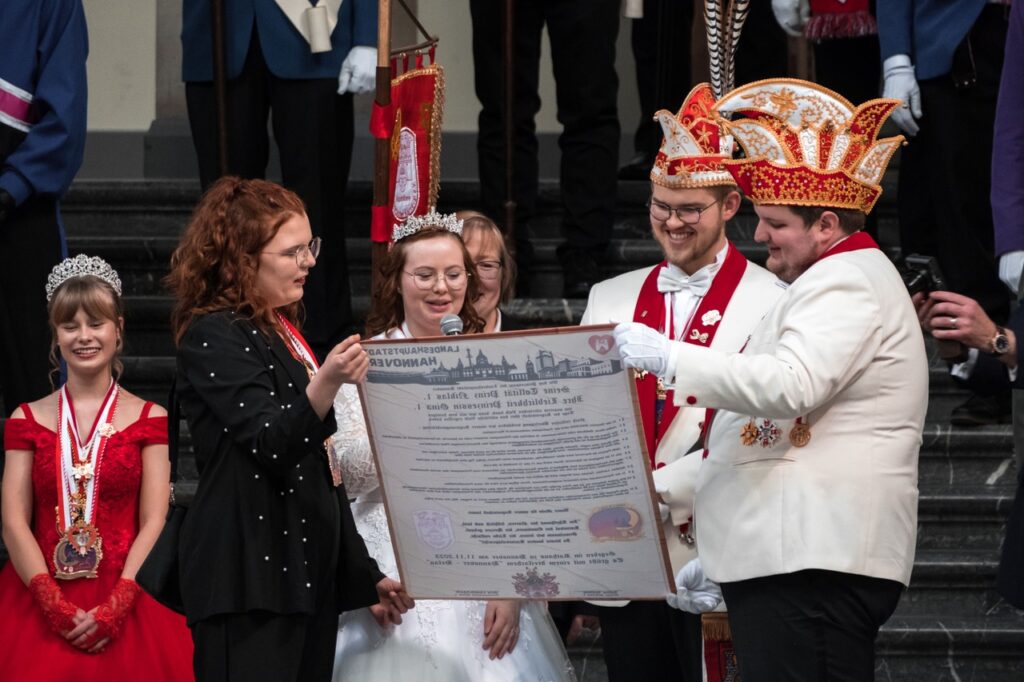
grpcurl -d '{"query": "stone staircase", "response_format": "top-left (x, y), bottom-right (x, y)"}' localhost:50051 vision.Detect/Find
top-left (4, 178), bottom-right (1024, 679)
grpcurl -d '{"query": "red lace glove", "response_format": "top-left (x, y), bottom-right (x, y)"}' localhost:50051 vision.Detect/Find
top-left (28, 573), bottom-right (80, 636)
top-left (92, 578), bottom-right (142, 642)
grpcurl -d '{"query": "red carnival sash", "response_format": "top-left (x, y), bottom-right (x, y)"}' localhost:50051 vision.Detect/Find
top-left (632, 244), bottom-right (747, 465)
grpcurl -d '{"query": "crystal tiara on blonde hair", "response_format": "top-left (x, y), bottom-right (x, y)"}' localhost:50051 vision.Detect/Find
top-left (46, 254), bottom-right (123, 301)
top-left (392, 209), bottom-right (464, 242)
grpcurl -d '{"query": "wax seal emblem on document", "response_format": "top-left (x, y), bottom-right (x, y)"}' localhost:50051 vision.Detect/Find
top-left (413, 510), bottom-right (454, 550)
top-left (588, 504), bottom-right (644, 542)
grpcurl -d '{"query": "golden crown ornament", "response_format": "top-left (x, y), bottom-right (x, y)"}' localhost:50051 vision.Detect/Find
top-left (46, 254), bottom-right (123, 301)
top-left (391, 208), bottom-right (464, 243)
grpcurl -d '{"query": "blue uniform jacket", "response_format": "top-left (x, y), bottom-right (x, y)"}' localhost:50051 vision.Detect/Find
top-left (0, 0), bottom-right (88, 206)
top-left (181, 0), bottom-right (377, 82)
top-left (877, 0), bottom-right (988, 80)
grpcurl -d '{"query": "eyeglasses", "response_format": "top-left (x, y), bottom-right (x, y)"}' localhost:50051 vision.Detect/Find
top-left (404, 268), bottom-right (470, 290)
top-left (647, 198), bottom-right (719, 225)
top-left (474, 260), bottom-right (503, 282)
top-left (262, 237), bottom-right (322, 265)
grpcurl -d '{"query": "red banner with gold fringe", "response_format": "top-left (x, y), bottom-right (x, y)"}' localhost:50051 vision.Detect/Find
top-left (369, 53), bottom-right (444, 244)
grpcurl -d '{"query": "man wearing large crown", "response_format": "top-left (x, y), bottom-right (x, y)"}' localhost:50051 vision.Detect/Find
top-left (616, 79), bottom-right (929, 680)
top-left (580, 83), bottom-right (785, 682)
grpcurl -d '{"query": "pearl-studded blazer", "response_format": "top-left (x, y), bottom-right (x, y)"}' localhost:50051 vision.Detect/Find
top-left (175, 311), bottom-right (382, 626)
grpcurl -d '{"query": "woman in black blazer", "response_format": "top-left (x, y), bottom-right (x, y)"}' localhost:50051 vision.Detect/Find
top-left (166, 177), bottom-right (411, 682)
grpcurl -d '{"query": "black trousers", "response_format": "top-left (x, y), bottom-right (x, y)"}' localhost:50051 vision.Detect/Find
top-left (192, 606), bottom-right (339, 682)
top-left (629, 0), bottom-right (693, 159)
top-left (897, 5), bottom-right (1010, 321)
top-left (185, 31), bottom-right (355, 357)
top-left (0, 198), bottom-right (63, 417)
top-left (470, 0), bottom-right (620, 253)
top-left (597, 601), bottom-right (702, 682)
top-left (721, 570), bottom-right (903, 682)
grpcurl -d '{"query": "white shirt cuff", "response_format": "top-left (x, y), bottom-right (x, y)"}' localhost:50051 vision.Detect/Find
top-left (950, 348), bottom-right (980, 380)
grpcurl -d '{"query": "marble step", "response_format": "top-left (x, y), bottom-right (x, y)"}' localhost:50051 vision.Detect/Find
top-left (896, 550), bottom-right (1016, 617)
top-left (875, 615), bottom-right (1024, 681)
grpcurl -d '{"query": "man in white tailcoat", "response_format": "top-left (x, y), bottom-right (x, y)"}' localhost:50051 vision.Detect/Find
top-left (616, 79), bottom-right (928, 681)
top-left (581, 83), bottom-right (785, 682)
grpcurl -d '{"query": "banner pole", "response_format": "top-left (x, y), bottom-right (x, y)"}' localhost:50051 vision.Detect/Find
top-left (370, 0), bottom-right (393, 318)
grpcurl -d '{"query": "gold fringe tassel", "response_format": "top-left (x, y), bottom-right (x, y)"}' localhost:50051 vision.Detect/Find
top-left (701, 611), bottom-right (733, 642)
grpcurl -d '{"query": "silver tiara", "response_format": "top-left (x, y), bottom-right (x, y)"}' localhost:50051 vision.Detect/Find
top-left (392, 209), bottom-right (464, 242)
top-left (46, 254), bottom-right (123, 301)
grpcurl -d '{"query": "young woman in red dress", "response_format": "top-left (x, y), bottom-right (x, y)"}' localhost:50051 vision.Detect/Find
top-left (0, 255), bottom-right (193, 681)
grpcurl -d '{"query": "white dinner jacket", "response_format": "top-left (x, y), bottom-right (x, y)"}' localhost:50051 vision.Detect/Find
top-left (581, 255), bottom-right (785, 579)
top-left (671, 247), bottom-right (928, 586)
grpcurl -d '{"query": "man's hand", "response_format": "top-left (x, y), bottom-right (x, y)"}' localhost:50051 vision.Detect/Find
top-left (613, 322), bottom-right (674, 378)
top-left (924, 291), bottom-right (1000, 352)
top-left (338, 46), bottom-right (377, 94)
top-left (665, 558), bottom-right (723, 614)
top-left (1000, 251), bottom-right (1024, 295)
top-left (771, 0), bottom-right (809, 37)
top-left (883, 55), bottom-right (922, 136)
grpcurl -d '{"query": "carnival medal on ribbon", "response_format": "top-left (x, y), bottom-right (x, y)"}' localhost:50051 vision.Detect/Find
top-left (53, 381), bottom-right (119, 579)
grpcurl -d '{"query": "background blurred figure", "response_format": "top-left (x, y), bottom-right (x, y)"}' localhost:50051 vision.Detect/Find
top-left (181, 0), bottom-right (378, 357)
top-left (0, 256), bottom-right (192, 679)
top-left (167, 178), bottom-right (407, 682)
top-left (336, 217), bottom-right (573, 680)
top-left (618, 0), bottom-right (693, 181)
top-left (469, 0), bottom-right (620, 298)
top-left (0, 0), bottom-right (87, 417)
top-left (914, 287), bottom-right (1024, 611)
top-left (456, 210), bottom-right (519, 332)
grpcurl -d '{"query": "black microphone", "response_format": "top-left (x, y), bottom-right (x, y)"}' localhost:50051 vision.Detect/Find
top-left (440, 314), bottom-right (463, 336)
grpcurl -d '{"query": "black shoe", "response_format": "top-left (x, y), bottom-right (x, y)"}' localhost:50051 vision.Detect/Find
top-left (557, 245), bottom-right (602, 299)
top-left (618, 152), bottom-right (655, 181)
top-left (950, 392), bottom-right (1012, 427)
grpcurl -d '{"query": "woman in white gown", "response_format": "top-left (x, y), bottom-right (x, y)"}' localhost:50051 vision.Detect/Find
top-left (332, 215), bottom-right (576, 682)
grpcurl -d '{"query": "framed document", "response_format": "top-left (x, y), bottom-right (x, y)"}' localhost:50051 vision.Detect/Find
top-left (359, 324), bottom-right (674, 600)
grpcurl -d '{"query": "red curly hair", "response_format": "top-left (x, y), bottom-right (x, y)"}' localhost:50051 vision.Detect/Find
top-left (366, 228), bottom-right (485, 337)
top-left (166, 177), bottom-right (306, 345)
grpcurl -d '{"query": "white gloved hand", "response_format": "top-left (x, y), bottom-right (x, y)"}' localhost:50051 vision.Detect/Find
top-left (771, 0), bottom-right (810, 37)
top-left (883, 55), bottom-right (922, 136)
top-left (657, 501), bottom-right (671, 524)
top-left (1000, 251), bottom-right (1024, 296)
top-left (338, 46), bottom-right (377, 94)
top-left (665, 558), bottom-right (723, 614)
top-left (613, 322), bottom-right (674, 378)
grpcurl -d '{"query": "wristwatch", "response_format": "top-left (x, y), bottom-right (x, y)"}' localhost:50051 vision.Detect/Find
top-left (991, 326), bottom-right (1010, 356)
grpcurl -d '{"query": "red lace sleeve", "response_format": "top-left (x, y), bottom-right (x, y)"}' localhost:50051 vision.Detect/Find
top-left (3, 418), bottom-right (37, 451)
top-left (135, 415), bottom-right (169, 447)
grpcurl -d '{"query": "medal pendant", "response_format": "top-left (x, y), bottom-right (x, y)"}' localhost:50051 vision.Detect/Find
top-left (656, 378), bottom-right (667, 401)
top-left (789, 422), bottom-right (811, 448)
top-left (740, 420), bottom-right (758, 446)
top-left (633, 369), bottom-right (649, 382)
top-left (53, 525), bottom-right (103, 579)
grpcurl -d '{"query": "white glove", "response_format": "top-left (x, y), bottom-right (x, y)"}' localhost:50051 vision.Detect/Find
top-left (613, 322), bottom-right (675, 379)
top-left (771, 0), bottom-right (810, 37)
top-left (653, 481), bottom-right (670, 523)
top-left (883, 55), bottom-right (922, 136)
top-left (666, 558), bottom-right (723, 614)
top-left (338, 46), bottom-right (377, 94)
top-left (1000, 251), bottom-right (1024, 296)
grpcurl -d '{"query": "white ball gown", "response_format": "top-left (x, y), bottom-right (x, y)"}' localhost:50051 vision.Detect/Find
top-left (331, 382), bottom-right (577, 682)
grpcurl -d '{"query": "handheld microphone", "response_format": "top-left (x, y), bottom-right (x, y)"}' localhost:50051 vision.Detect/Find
top-left (440, 314), bottom-right (464, 336)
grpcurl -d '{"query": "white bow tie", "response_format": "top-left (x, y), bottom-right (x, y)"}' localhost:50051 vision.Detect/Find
top-left (657, 266), bottom-right (712, 297)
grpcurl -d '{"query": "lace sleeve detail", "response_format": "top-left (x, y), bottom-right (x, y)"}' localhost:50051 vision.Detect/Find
top-left (331, 383), bottom-right (379, 498)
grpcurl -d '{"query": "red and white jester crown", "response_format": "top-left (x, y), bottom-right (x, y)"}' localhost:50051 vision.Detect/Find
top-left (650, 83), bottom-right (737, 189)
top-left (712, 79), bottom-right (904, 214)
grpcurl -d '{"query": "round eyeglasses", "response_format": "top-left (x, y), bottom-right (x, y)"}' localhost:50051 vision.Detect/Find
top-left (404, 268), bottom-right (470, 290)
top-left (474, 260), bottom-right (502, 282)
top-left (647, 198), bottom-right (719, 225)
top-left (262, 237), bottom-right (322, 265)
